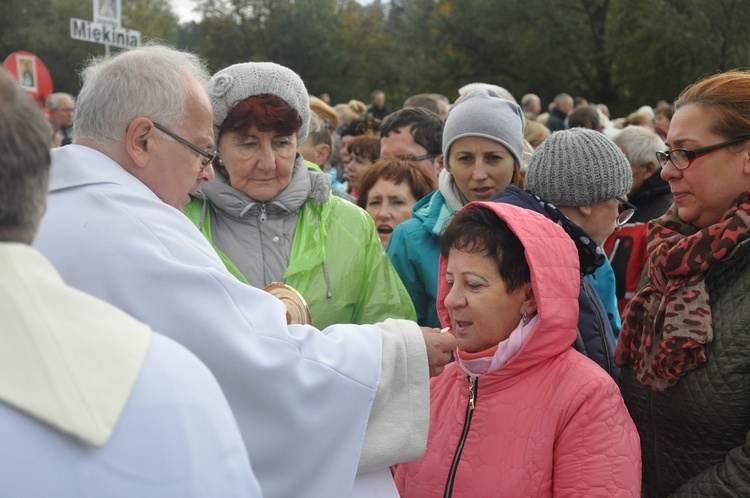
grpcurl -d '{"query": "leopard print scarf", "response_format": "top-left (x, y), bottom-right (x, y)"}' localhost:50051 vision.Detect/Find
top-left (615, 192), bottom-right (750, 391)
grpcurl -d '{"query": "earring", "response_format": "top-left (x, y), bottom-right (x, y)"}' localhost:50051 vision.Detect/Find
top-left (522, 311), bottom-right (529, 324)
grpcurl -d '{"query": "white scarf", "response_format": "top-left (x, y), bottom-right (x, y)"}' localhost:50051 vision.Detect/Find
top-left (438, 168), bottom-right (468, 213)
top-left (457, 315), bottom-right (538, 377)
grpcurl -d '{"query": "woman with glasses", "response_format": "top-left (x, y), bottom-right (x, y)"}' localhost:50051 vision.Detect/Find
top-left (387, 89), bottom-right (526, 329)
top-left (492, 128), bottom-right (634, 381)
top-left (617, 70), bottom-right (750, 497)
top-left (183, 61), bottom-right (415, 329)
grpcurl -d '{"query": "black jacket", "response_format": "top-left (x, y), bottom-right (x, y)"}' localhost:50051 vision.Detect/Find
top-left (545, 107), bottom-right (567, 132)
top-left (629, 172), bottom-right (673, 223)
top-left (620, 238), bottom-right (750, 497)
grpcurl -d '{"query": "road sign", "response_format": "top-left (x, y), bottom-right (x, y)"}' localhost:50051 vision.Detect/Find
top-left (94, 0), bottom-right (121, 26)
top-left (70, 18), bottom-right (141, 50)
top-left (70, 0), bottom-right (140, 52)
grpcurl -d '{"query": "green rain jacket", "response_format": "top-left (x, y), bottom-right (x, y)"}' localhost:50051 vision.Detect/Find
top-left (184, 160), bottom-right (415, 329)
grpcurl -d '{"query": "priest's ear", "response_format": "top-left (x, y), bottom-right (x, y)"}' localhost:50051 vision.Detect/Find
top-left (125, 118), bottom-right (158, 169)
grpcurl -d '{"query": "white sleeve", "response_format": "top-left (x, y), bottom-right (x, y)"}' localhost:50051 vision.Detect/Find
top-left (357, 318), bottom-right (430, 473)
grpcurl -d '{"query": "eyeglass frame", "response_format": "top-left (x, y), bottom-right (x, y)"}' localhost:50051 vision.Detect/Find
top-left (152, 122), bottom-right (217, 171)
top-left (615, 196), bottom-right (637, 226)
top-left (655, 135), bottom-right (750, 171)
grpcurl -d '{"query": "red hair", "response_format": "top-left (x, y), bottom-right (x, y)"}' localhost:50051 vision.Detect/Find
top-left (676, 70), bottom-right (750, 137)
top-left (219, 94), bottom-right (302, 138)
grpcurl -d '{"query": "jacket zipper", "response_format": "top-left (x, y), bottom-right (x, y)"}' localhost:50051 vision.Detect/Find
top-left (259, 203), bottom-right (267, 223)
top-left (581, 278), bottom-right (613, 375)
top-left (444, 376), bottom-right (477, 498)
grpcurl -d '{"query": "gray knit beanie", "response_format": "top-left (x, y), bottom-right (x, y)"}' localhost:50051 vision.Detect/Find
top-left (206, 62), bottom-right (310, 144)
top-left (443, 89), bottom-right (525, 169)
top-left (525, 128), bottom-right (632, 206)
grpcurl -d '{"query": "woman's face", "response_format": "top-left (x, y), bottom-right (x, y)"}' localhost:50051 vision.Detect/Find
top-left (344, 153), bottom-right (374, 190)
top-left (444, 248), bottom-right (533, 354)
top-left (448, 136), bottom-right (517, 202)
top-left (364, 179), bottom-right (418, 247)
top-left (340, 135), bottom-right (354, 163)
top-left (653, 113), bottom-right (671, 134)
top-left (218, 125), bottom-right (297, 201)
top-left (662, 104), bottom-right (750, 228)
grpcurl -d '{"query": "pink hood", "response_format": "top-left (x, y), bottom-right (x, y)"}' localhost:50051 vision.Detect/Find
top-left (397, 202), bottom-right (641, 497)
top-left (437, 201), bottom-right (580, 375)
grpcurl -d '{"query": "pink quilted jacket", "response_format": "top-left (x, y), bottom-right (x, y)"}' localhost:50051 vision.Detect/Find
top-left (394, 202), bottom-right (641, 497)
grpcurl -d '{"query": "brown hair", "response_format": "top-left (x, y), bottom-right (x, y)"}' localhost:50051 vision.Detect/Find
top-left (347, 135), bottom-right (380, 163)
top-left (524, 120), bottom-right (550, 148)
top-left (676, 70), bottom-right (750, 138)
top-left (357, 157), bottom-right (438, 209)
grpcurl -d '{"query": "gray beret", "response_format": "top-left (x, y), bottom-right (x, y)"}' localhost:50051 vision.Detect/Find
top-left (525, 128), bottom-right (632, 206)
top-left (443, 89), bottom-right (525, 168)
top-left (205, 62), bottom-right (310, 144)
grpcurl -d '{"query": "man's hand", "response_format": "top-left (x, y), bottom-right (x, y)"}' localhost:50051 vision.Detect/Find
top-left (421, 327), bottom-right (456, 377)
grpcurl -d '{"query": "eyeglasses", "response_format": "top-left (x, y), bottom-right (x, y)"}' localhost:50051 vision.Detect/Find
top-left (655, 135), bottom-right (750, 170)
top-left (615, 196), bottom-right (637, 226)
top-left (397, 153), bottom-right (439, 162)
top-left (153, 122), bottom-right (217, 171)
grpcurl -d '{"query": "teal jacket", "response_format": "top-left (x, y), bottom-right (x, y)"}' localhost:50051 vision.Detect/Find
top-left (587, 258), bottom-right (622, 336)
top-left (387, 189), bottom-right (454, 328)
top-left (184, 173), bottom-right (415, 329)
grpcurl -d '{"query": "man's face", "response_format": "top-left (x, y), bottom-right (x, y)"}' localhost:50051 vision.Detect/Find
top-left (561, 199), bottom-right (620, 248)
top-left (52, 96), bottom-right (75, 128)
top-left (149, 83), bottom-right (216, 208)
top-left (372, 93), bottom-right (385, 108)
top-left (558, 98), bottom-right (574, 114)
top-left (380, 126), bottom-right (440, 178)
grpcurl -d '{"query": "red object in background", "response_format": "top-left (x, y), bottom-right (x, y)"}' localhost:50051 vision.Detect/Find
top-left (2, 51), bottom-right (53, 110)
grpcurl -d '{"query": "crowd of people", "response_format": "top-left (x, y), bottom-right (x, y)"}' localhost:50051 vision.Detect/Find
top-left (3, 41), bottom-right (750, 497)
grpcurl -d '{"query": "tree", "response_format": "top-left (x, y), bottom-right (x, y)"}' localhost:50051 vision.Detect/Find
top-left (608, 0), bottom-right (750, 113)
top-left (1, 0), bottom-right (180, 96)
top-left (123, 0), bottom-right (179, 45)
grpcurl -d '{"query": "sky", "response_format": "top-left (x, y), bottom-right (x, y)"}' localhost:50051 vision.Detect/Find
top-left (170, 0), bottom-right (201, 23)
top-left (170, 0), bottom-right (375, 24)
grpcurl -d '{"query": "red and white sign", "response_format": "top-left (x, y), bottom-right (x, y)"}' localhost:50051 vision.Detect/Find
top-left (2, 51), bottom-right (53, 110)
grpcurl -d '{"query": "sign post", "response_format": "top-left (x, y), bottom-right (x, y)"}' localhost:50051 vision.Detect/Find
top-left (70, 0), bottom-right (141, 53)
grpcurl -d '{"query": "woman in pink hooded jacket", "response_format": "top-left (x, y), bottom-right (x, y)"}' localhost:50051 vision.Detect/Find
top-left (394, 202), bottom-right (641, 497)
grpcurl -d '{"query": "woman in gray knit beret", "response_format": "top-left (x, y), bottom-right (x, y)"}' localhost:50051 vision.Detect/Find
top-left (183, 61), bottom-right (416, 329)
top-left (387, 88), bottom-right (526, 328)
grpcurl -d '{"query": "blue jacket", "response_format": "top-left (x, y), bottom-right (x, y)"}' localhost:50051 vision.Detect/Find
top-left (587, 259), bottom-right (622, 336)
top-left (492, 185), bottom-right (619, 381)
top-left (387, 190), bottom-right (454, 328)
